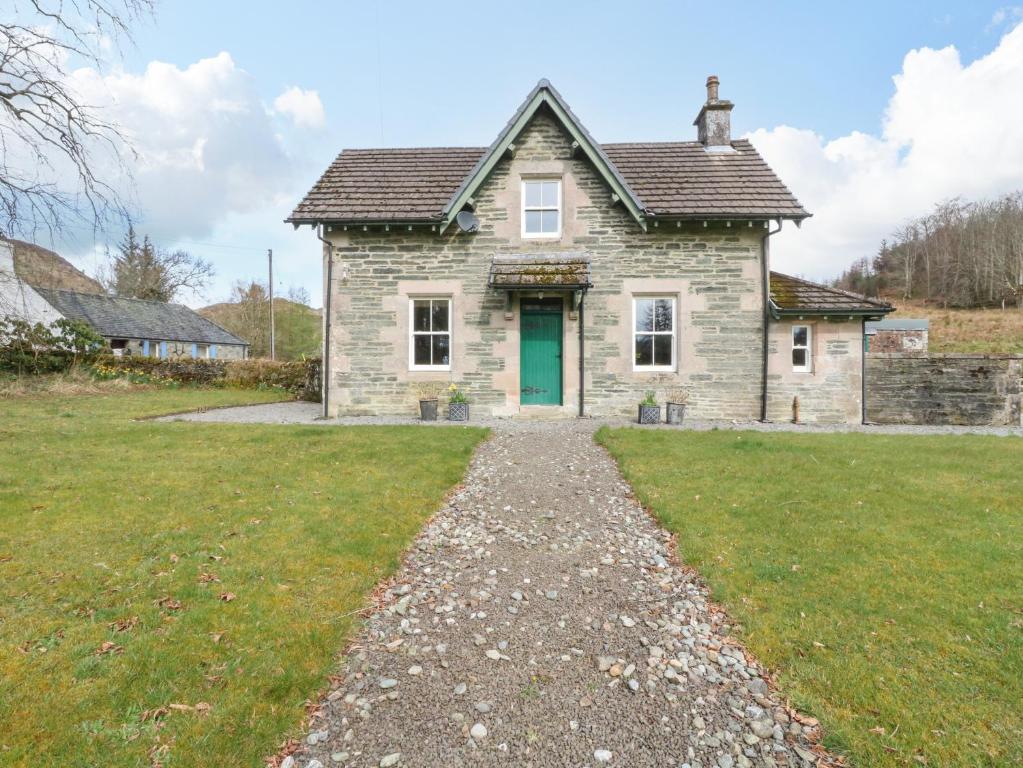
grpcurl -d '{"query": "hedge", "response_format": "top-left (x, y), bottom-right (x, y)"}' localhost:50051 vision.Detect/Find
top-left (92, 355), bottom-right (321, 401)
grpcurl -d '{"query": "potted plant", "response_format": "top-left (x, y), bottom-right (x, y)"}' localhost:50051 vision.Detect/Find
top-left (637, 391), bottom-right (661, 425)
top-left (414, 382), bottom-right (442, 421)
top-left (665, 386), bottom-right (690, 425)
top-left (447, 383), bottom-right (470, 421)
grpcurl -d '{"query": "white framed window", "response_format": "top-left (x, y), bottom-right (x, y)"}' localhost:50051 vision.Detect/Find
top-left (409, 298), bottom-right (452, 370)
top-left (522, 179), bottom-right (561, 238)
top-left (196, 344), bottom-right (210, 359)
top-left (633, 297), bottom-right (676, 371)
top-left (792, 324), bottom-right (812, 372)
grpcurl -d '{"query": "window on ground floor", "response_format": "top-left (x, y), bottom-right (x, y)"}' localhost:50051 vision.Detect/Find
top-left (792, 324), bottom-right (812, 372)
top-left (410, 298), bottom-right (451, 370)
top-left (633, 297), bottom-right (676, 371)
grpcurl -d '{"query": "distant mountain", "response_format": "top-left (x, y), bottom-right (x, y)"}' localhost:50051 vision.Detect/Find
top-left (199, 298), bottom-right (321, 360)
top-left (5, 238), bottom-right (104, 294)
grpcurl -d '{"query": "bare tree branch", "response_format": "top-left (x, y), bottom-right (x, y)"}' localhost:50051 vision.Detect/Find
top-left (0, 0), bottom-right (155, 240)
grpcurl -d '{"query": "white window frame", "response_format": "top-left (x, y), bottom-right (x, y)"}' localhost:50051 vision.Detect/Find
top-left (792, 324), bottom-right (812, 373)
top-left (632, 296), bottom-right (677, 372)
top-left (521, 178), bottom-right (562, 239)
top-left (196, 344), bottom-right (210, 359)
top-left (409, 297), bottom-right (452, 371)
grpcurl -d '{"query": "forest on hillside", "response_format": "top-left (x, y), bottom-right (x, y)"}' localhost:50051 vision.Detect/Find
top-left (200, 281), bottom-right (321, 360)
top-left (834, 191), bottom-right (1023, 308)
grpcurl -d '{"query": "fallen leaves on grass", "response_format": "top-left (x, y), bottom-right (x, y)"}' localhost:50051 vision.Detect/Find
top-left (219, 591), bottom-right (236, 602)
top-left (167, 702), bottom-right (211, 717)
top-left (155, 596), bottom-right (182, 611)
top-left (95, 641), bottom-right (123, 655)
top-left (109, 616), bottom-right (139, 632)
top-left (197, 571), bottom-right (220, 584)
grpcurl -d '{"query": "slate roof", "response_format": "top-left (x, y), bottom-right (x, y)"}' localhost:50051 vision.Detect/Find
top-left (288, 140), bottom-right (807, 224)
top-left (287, 81), bottom-right (808, 226)
top-left (769, 272), bottom-right (894, 316)
top-left (602, 141), bottom-right (806, 219)
top-left (489, 253), bottom-right (592, 290)
top-left (34, 288), bottom-right (248, 345)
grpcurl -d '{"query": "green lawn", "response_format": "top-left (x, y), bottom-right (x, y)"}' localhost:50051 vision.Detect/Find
top-left (0, 390), bottom-right (485, 767)
top-left (598, 427), bottom-right (1022, 768)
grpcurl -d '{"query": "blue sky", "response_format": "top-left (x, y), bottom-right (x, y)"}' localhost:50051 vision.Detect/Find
top-left (53, 1), bottom-right (1023, 305)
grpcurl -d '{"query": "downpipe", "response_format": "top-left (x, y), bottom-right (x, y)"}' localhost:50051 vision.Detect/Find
top-left (760, 220), bottom-right (783, 422)
top-left (316, 225), bottom-right (333, 419)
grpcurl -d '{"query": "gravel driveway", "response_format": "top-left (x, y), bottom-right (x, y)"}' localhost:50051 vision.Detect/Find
top-left (161, 401), bottom-right (1022, 437)
top-left (283, 422), bottom-right (833, 768)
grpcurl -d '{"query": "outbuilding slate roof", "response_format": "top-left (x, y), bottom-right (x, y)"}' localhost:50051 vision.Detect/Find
top-left (287, 80), bottom-right (808, 226)
top-left (769, 272), bottom-right (894, 316)
top-left (34, 288), bottom-right (248, 346)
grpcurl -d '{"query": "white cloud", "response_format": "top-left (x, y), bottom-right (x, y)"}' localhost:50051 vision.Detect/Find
top-left (990, 6), bottom-right (1023, 29)
top-left (749, 23), bottom-right (1023, 280)
top-left (66, 52), bottom-right (300, 246)
top-left (273, 86), bottom-right (326, 129)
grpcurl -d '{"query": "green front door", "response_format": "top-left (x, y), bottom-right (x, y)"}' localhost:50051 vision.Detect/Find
top-left (520, 303), bottom-right (563, 406)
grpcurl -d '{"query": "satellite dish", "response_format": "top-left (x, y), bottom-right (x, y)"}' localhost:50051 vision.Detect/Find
top-left (456, 210), bottom-right (480, 233)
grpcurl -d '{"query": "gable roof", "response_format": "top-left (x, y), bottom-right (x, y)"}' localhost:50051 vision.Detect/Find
top-left (441, 79), bottom-right (647, 232)
top-left (769, 272), bottom-right (894, 317)
top-left (34, 288), bottom-right (248, 346)
top-left (287, 80), bottom-right (809, 228)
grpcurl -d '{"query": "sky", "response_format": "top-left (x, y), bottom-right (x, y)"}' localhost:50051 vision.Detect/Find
top-left (32, 0), bottom-right (1023, 307)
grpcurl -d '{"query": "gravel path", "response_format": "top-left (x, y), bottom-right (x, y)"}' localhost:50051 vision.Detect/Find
top-left (282, 422), bottom-right (833, 768)
top-left (160, 401), bottom-right (1023, 437)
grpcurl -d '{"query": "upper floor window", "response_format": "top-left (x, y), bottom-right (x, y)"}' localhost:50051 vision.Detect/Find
top-left (522, 179), bottom-right (561, 238)
top-left (410, 298), bottom-right (451, 370)
top-left (633, 297), bottom-right (676, 371)
top-left (792, 324), bottom-right (812, 372)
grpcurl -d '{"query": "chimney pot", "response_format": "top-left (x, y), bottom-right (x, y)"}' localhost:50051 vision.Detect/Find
top-left (693, 75), bottom-right (734, 149)
top-left (706, 75), bottom-right (720, 102)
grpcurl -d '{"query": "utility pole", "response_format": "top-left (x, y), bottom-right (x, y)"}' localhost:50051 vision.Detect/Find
top-left (268, 248), bottom-right (276, 361)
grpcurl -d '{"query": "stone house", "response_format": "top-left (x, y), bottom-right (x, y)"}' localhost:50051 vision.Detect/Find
top-left (288, 78), bottom-right (892, 423)
top-left (32, 288), bottom-right (248, 360)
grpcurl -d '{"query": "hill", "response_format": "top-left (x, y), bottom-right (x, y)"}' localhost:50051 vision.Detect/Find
top-left (199, 297), bottom-right (321, 360)
top-left (6, 238), bottom-right (104, 294)
top-left (887, 299), bottom-right (1023, 355)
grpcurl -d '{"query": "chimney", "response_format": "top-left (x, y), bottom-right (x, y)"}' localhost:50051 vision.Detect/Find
top-left (693, 75), bottom-right (734, 150)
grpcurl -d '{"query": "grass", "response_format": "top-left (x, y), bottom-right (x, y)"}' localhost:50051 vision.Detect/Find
top-left (0, 390), bottom-right (485, 767)
top-left (597, 427), bottom-right (1023, 768)
top-left (890, 299), bottom-right (1023, 354)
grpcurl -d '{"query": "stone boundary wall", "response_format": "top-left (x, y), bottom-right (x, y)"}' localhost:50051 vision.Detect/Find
top-left (866, 353), bottom-right (1022, 426)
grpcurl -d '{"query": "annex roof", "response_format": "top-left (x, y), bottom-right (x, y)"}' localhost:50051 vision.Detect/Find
top-left (287, 81), bottom-right (808, 228)
top-left (34, 288), bottom-right (248, 346)
top-left (769, 272), bottom-right (894, 317)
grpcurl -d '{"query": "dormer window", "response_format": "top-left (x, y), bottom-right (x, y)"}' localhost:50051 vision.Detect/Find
top-left (522, 179), bottom-right (561, 238)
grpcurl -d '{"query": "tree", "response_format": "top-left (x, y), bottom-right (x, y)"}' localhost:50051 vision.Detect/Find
top-left (1, 0), bottom-right (154, 239)
top-left (98, 225), bottom-right (213, 301)
top-left (202, 280), bottom-right (321, 360)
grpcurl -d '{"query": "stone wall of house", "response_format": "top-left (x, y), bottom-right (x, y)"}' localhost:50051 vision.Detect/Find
top-left (116, 338), bottom-right (246, 360)
top-left (767, 320), bottom-right (864, 424)
top-left (865, 354), bottom-right (1023, 425)
top-left (321, 108), bottom-right (767, 419)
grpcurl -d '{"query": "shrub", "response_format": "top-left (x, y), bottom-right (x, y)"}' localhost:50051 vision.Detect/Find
top-left (91, 355), bottom-right (321, 401)
top-left (0, 317), bottom-right (106, 375)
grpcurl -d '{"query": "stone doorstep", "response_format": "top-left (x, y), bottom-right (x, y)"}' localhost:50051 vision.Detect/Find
top-left (514, 405), bottom-right (578, 420)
